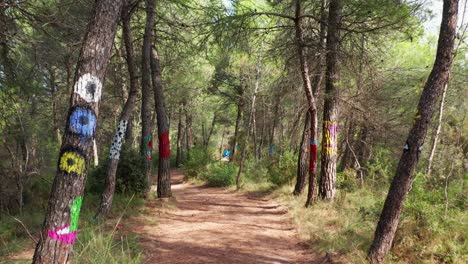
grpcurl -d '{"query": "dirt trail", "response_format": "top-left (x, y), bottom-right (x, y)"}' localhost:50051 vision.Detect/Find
top-left (135, 170), bottom-right (319, 264)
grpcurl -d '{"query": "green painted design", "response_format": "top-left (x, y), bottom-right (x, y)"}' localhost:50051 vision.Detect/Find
top-left (70, 196), bottom-right (83, 231)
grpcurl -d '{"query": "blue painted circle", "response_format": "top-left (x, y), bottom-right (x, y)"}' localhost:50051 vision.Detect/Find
top-left (68, 107), bottom-right (96, 138)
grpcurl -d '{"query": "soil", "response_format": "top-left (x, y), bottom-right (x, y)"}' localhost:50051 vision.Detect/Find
top-left (134, 170), bottom-right (319, 264)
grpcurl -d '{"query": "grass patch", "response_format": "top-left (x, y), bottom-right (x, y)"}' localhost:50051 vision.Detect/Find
top-left (0, 193), bottom-right (145, 263)
top-left (273, 182), bottom-right (467, 263)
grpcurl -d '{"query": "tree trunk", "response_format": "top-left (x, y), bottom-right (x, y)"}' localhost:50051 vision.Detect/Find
top-left (176, 105), bottom-right (183, 168)
top-left (294, 0), bottom-right (325, 207)
top-left (205, 111), bottom-right (217, 148)
top-left (230, 99), bottom-right (243, 162)
top-left (236, 59), bottom-right (260, 189)
top-left (32, 1), bottom-right (123, 262)
top-left (141, 0), bottom-right (155, 196)
top-left (269, 94), bottom-right (281, 154)
top-left (185, 102), bottom-right (193, 154)
top-left (368, 1), bottom-right (458, 262)
top-left (293, 110), bottom-right (310, 195)
top-left (426, 80), bottom-right (449, 178)
top-left (96, 4), bottom-right (139, 219)
top-left (151, 47), bottom-right (172, 198)
top-left (92, 139), bottom-right (99, 167)
top-left (319, 0), bottom-right (342, 201)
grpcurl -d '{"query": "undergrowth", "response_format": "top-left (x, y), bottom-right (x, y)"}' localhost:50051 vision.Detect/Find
top-left (274, 175), bottom-right (467, 264)
top-left (0, 191), bottom-right (144, 263)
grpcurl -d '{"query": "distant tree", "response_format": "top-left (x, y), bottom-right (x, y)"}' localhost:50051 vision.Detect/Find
top-left (96, 2), bottom-right (140, 219)
top-left (368, 0), bottom-right (459, 262)
top-left (32, 0), bottom-right (124, 262)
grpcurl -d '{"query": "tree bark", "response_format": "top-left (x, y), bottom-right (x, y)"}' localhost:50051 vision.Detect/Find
top-left (32, 0), bottom-right (123, 262)
top-left (293, 110), bottom-right (310, 195)
top-left (176, 104), bottom-right (183, 168)
top-left (141, 0), bottom-right (155, 196)
top-left (319, 0), bottom-right (342, 201)
top-left (151, 47), bottom-right (172, 198)
top-left (185, 102), bottom-right (194, 154)
top-left (368, 1), bottom-right (458, 262)
top-left (96, 3), bottom-right (139, 219)
top-left (294, 0), bottom-right (324, 206)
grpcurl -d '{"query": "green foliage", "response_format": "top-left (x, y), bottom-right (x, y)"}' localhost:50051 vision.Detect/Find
top-left (267, 150), bottom-right (296, 186)
top-left (87, 146), bottom-right (146, 196)
top-left (366, 147), bottom-right (395, 188)
top-left (337, 169), bottom-right (359, 192)
top-left (183, 147), bottom-right (213, 179)
top-left (200, 162), bottom-right (237, 187)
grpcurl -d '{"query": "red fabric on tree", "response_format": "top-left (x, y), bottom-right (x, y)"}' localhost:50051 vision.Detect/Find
top-left (309, 144), bottom-right (317, 173)
top-left (159, 132), bottom-right (171, 159)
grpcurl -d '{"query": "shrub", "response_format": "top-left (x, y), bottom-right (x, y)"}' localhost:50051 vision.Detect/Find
top-left (87, 146), bottom-right (146, 196)
top-left (183, 147), bottom-right (213, 179)
top-left (267, 150), bottom-right (296, 186)
top-left (337, 169), bottom-right (358, 192)
top-left (201, 162), bottom-right (237, 187)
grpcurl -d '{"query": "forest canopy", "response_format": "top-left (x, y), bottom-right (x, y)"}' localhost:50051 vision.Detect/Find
top-left (0, 0), bottom-right (466, 263)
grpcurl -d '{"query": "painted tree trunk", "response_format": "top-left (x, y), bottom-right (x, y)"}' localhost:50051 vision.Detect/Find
top-left (151, 48), bottom-right (172, 198)
top-left (96, 4), bottom-right (139, 219)
top-left (293, 110), bottom-right (310, 195)
top-left (32, 1), bottom-right (123, 262)
top-left (141, 0), bottom-right (155, 196)
top-left (294, 0), bottom-right (322, 206)
top-left (368, 1), bottom-right (458, 262)
top-left (319, 0), bottom-right (342, 201)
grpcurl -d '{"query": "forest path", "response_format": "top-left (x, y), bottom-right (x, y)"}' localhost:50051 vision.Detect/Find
top-left (134, 169), bottom-right (319, 264)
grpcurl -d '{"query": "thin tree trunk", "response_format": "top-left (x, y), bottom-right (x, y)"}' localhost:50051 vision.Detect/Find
top-left (32, 1), bottom-right (123, 262)
top-left (426, 81), bottom-right (449, 178)
top-left (219, 126), bottom-right (226, 157)
top-left (368, 1), bottom-right (458, 262)
top-left (293, 110), bottom-right (310, 195)
top-left (230, 100), bottom-right (243, 162)
top-left (185, 102), bottom-right (193, 154)
top-left (141, 0), bottom-right (155, 196)
top-left (205, 112), bottom-right (217, 148)
top-left (96, 4), bottom-right (139, 219)
top-left (319, 0), bottom-right (342, 201)
top-left (176, 105), bottom-right (183, 168)
top-left (151, 47), bottom-right (172, 198)
top-left (269, 94), bottom-right (281, 154)
top-left (92, 139), bottom-right (98, 167)
top-left (294, 0), bottom-right (325, 207)
top-left (236, 59), bottom-right (260, 189)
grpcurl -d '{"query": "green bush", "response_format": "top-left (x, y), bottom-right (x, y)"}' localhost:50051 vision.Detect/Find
top-left (201, 162), bottom-right (237, 187)
top-left (267, 150), bottom-right (296, 186)
top-left (87, 146), bottom-right (146, 196)
top-left (337, 169), bottom-right (358, 192)
top-left (183, 147), bottom-right (213, 179)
